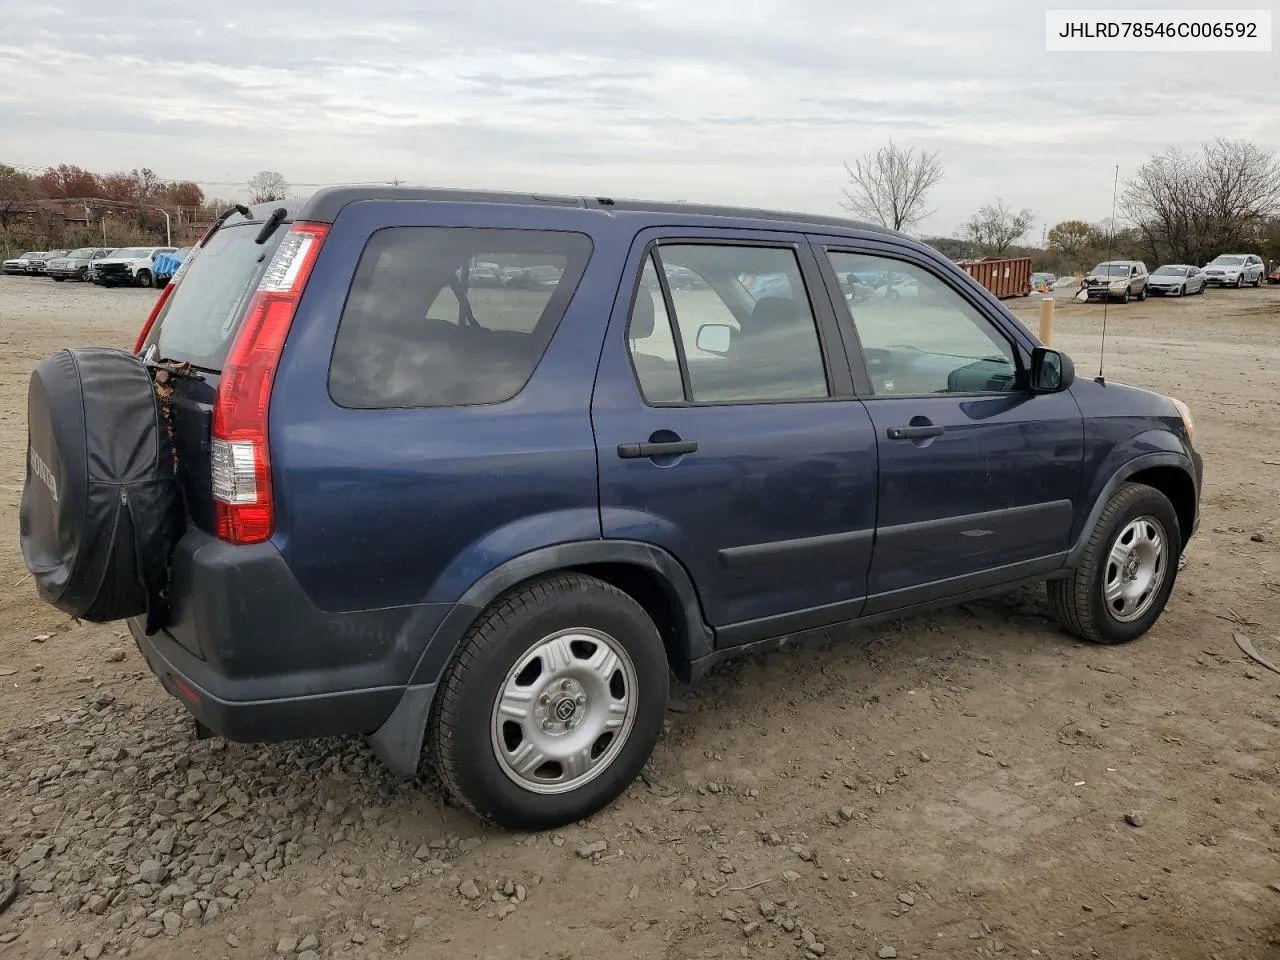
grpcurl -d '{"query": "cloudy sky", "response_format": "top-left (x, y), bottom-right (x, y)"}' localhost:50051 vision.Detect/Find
top-left (1, 0), bottom-right (1276, 237)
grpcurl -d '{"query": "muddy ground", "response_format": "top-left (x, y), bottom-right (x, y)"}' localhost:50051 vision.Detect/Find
top-left (0, 276), bottom-right (1277, 960)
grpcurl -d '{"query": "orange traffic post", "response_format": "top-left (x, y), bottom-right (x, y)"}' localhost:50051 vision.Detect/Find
top-left (1039, 295), bottom-right (1055, 346)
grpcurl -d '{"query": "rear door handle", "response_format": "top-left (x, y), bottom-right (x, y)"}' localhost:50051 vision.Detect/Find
top-left (617, 440), bottom-right (698, 459)
top-left (886, 425), bottom-right (944, 441)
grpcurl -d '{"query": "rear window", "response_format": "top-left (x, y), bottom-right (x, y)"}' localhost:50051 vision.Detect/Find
top-left (328, 227), bottom-right (592, 408)
top-left (148, 222), bottom-right (286, 370)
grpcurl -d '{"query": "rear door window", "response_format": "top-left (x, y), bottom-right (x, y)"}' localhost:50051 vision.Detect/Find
top-left (328, 227), bottom-right (592, 408)
top-left (147, 222), bottom-right (286, 371)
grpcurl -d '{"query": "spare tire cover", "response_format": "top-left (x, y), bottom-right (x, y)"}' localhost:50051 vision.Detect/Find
top-left (20, 348), bottom-right (181, 628)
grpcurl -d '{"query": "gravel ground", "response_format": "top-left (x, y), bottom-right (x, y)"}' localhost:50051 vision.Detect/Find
top-left (0, 276), bottom-right (1278, 959)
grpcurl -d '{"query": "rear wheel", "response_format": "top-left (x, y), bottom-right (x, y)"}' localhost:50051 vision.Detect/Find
top-left (1137, 285), bottom-right (1146, 301)
top-left (429, 573), bottom-right (669, 830)
top-left (1048, 483), bottom-right (1180, 645)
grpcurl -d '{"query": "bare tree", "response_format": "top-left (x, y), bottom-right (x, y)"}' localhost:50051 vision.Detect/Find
top-left (840, 141), bottom-right (943, 232)
top-left (1122, 138), bottom-right (1280, 266)
top-left (961, 200), bottom-right (1035, 256)
top-left (247, 170), bottom-right (290, 205)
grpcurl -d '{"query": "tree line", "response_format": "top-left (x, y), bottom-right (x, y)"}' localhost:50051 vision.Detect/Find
top-left (841, 138), bottom-right (1280, 273)
top-left (0, 164), bottom-right (291, 256)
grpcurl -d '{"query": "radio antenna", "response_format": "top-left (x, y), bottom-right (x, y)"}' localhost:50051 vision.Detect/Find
top-left (1096, 163), bottom-right (1120, 383)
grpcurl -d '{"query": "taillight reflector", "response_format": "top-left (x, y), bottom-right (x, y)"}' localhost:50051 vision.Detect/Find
top-left (211, 222), bottom-right (328, 545)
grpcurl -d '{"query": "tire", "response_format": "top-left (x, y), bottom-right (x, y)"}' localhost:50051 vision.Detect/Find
top-left (1236, 275), bottom-right (1244, 288)
top-left (21, 348), bottom-right (181, 625)
top-left (135, 269), bottom-right (152, 288)
top-left (1137, 285), bottom-right (1146, 301)
top-left (1121, 287), bottom-right (1130, 303)
top-left (1254, 273), bottom-right (1264, 288)
top-left (429, 572), bottom-right (669, 830)
top-left (77, 268), bottom-right (87, 282)
top-left (1177, 284), bottom-right (1185, 297)
top-left (1048, 482), bottom-right (1181, 645)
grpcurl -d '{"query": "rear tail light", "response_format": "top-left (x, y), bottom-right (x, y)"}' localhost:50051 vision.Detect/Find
top-left (211, 222), bottom-right (328, 544)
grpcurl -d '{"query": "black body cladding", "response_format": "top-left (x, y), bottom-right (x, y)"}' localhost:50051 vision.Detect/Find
top-left (20, 348), bottom-right (182, 629)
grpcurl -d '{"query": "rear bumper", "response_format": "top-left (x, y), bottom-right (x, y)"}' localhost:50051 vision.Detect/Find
top-left (129, 618), bottom-right (403, 742)
top-left (127, 529), bottom-right (451, 744)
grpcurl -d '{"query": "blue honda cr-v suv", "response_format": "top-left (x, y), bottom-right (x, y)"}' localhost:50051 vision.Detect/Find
top-left (20, 187), bottom-right (1201, 830)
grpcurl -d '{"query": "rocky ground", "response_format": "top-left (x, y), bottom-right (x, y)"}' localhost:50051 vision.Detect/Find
top-left (0, 277), bottom-right (1278, 960)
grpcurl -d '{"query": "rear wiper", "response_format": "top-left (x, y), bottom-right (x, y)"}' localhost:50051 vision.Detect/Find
top-left (199, 203), bottom-right (254, 248)
top-left (255, 207), bottom-right (288, 245)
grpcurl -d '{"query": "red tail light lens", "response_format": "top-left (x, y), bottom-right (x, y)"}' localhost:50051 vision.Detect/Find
top-left (211, 222), bottom-right (328, 544)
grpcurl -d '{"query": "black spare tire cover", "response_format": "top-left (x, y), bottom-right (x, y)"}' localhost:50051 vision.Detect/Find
top-left (20, 348), bottom-right (181, 629)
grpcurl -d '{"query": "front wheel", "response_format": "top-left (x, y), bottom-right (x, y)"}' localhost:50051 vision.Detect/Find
top-left (1236, 275), bottom-right (1244, 288)
top-left (1177, 284), bottom-right (1185, 297)
top-left (1121, 287), bottom-right (1130, 303)
top-left (134, 269), bottom-right (152, 288)
top-left (1048, 482), bottom-right (1181, 645)
top-left (429, 573), bottom-right (669, 830)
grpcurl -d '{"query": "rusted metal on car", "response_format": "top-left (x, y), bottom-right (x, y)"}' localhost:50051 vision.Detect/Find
top-left (957, 257), bottom-right (1033, 299)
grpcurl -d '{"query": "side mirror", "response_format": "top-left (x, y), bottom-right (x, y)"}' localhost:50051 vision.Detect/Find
top-left (1030, 347), bottom-right (1074, 393)
top-left (695, 324), bottom-right (733, 356)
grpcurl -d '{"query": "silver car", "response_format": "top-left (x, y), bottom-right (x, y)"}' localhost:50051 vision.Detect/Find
top-left (1202, 254), bottom-right (1266, 288)
top-left (1147, 264), bottom-right (1206, 297)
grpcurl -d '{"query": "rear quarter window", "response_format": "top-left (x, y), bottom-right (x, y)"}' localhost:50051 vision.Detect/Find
top-left (328, 227), bottom-right (592, 408)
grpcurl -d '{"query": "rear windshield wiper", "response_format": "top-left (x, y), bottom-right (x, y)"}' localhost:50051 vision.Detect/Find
top-left (199, 204), bottom-right (253, 249)
top-left (255, 207), bottom-right (288, 245)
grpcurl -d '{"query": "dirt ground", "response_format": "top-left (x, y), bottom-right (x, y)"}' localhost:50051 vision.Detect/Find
top-left (0, 275), bottom-right (1278, 960)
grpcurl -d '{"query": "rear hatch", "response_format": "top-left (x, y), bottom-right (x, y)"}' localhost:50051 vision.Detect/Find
top-left (138, 212), bottom-right (291, 533)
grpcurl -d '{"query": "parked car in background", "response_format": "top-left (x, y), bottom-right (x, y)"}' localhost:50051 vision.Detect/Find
top-left (1202, 254), bottom-right (1265, 287)
top-left (47, 248), bottom-right (116, 282)
top-left (1030, 272), bottom-right (1056, 291)
top-left (1147, 264), bottom-right (1206, 297)
top-left (467, 261), bottom-right (503, 287)
top-left (90, 246), bottom-right (178, 287)
top-left (26, 250), bottom-right (69, 275)
top-left (1267, 265), bottom-right (1280, 285)
top-left (151, 248), bottom-right (191, 287)
top-left (3, 252), bottom-right (44, 275)
top-left (1083, 261), bottom-right (1148, 302)
top-left (19, 187), bottom-right (1203, 831)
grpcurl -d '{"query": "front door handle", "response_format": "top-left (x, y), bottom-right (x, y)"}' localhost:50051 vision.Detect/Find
top-left (886, 424), bottom-right (944, 441)
top-left (617, 439), bottom-right (698, 459)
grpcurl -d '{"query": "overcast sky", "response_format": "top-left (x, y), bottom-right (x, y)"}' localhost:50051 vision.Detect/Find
top-left (1, 0), bottom-right (1276, 238)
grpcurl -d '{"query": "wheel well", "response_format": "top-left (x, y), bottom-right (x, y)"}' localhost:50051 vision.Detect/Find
top-left (568, 562), bottom-right (692, 682)
top-left (1128, 466), bottom-right (1196, 546)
